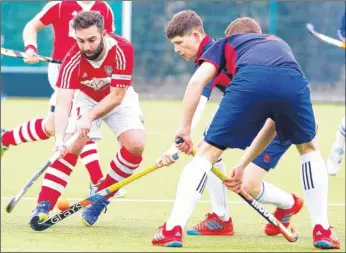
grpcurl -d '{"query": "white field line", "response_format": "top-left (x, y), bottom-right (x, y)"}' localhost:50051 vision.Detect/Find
top-left (1, 196), bottom-right (345, 206)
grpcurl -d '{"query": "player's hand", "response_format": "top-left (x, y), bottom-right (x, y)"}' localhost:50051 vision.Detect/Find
top-left (23, 48), bottom-right (40, 64)
top-left (223, 164), bottom-right (245, 193)
top-left (53, 142), bottom-right (68, 158)
top-left (175, 129), bottom-right (193, 155)
top-left (156, 145), bottom-right (179, 167)
top-left (77, 114), bottom-right (93, 138)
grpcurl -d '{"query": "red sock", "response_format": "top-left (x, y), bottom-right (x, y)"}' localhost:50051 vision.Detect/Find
top-left (98, 147), bottom-right (142, 199)
top-left (79, 140), bottom-right (103, 184)
top-left (2, 118), bottom-right (50, 146)
top-left (38, 153), bottom-right (78, 210)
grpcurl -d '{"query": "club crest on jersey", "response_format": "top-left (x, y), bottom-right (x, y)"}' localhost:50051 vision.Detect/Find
top-left (104, 66), bottom-right (113, 77)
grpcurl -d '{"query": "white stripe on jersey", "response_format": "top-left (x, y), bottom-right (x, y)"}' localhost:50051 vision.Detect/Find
top-left (103, 1), bottom-right (116, 32)
top-left (116, 47), bottom-right (126, 70)
top-left (34, 1), bottom-right (61, 21)
top-left (61, 52), bottom-right (81, 89)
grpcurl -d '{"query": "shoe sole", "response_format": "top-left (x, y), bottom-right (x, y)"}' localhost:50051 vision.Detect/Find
top-left (153, 242), bottom-right (183, 247)
top-left (81, 219), bottom-right (92, 227)
top-left (314, 241), bottom-right (340, 249)
top-left (187, 229), bottom-right (234, 236)
top-left (114, 189), bottom-right (127, 198)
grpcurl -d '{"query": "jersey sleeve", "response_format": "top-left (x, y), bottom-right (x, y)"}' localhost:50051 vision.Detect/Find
top-left (104, 3), bottom-right (115, 32)
top-left (198, 37), bottom-right (227, 76)
top-left (36, 1), bottom-right (60, 26)
top-left (56, 45), bottom-right (81, 89)
top-left (111, 43), bottom-right (134, 87)
top-left (337, 12), bottom-right (345, 41)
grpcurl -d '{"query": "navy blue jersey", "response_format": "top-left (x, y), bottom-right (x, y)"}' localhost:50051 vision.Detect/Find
top-left (198, 33), bottom-right (303, 77)
top-left (194, 36), bottom-right (232, 99)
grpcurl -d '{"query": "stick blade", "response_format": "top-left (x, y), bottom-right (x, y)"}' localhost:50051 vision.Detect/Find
top-left (306, 23), bottom-right (315, 33)
top-left (6, 197), bottom-right (17, 213)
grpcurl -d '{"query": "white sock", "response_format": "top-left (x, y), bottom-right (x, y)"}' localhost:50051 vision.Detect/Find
top-left (300, 151), bottom-right (329, 229)
top-left (166, 157), bottom-right (212, 230)
top-left (207, 158), bottom-right (229, 221)
top-left (329, 117), bottom-right (345, 162)
top-left (256, 181), bottom-right (294, 209)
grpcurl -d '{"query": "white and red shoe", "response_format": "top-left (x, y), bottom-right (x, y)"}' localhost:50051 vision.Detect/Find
top-left (265, 194), bottom-right (303, 236)
top-left (313, 224), bottom-right (340, 249)
top-left (152, 223), bottom-right (183, 247)
top-left (186, 213), bottom-right (235, 236)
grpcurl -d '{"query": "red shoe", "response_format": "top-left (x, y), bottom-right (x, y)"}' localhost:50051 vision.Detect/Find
top-left (265, 194), bottom-right (304, 236)
top-left (313, 224), bottom-right (340, 249)
top-left (186, 213), bottom-right (235, 236)
top-left (152, 223), bottom-right (183, 247)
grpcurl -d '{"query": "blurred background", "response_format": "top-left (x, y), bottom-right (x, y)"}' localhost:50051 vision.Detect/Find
top-left (1, 1), bottom-right (345, 102)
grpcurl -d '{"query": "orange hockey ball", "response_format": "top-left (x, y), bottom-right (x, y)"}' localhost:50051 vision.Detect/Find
top-left (57, 199), bottom-right (70, 211)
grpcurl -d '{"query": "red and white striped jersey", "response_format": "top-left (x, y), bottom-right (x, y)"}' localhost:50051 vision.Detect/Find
top-left (35, 1), bottom-right (115, 60)
top-left (56, 33), bottom-right (134, 102)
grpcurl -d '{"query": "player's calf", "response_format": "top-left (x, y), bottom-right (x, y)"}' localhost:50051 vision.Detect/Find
top-left (1, 128), bottom-right (9, 157)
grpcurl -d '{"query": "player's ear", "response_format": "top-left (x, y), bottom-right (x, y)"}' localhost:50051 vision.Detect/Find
top-left (192, 31), bottom-right (200, 43)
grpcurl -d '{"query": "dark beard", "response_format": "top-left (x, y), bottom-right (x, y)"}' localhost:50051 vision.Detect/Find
top-left (83, 38), bottom-right (104, 60)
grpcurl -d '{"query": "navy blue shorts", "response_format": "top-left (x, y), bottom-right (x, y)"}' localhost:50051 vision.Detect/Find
top-left (252, 135), bottom-right (292, 170)
top-left (204, 65), bottom-right (316, 150)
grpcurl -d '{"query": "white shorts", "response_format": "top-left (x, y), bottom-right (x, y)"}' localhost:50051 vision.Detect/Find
top-left (48, 62), bottom-right (61, 108)
top-left (66, 87), bottom-right (145, 140)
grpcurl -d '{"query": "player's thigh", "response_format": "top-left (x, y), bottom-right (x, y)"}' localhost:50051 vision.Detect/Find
top-left (252, 135), bottom-right (292, 170)
top-left (47, 62), bottom-right (60, 89)
top-left (104, 106), bottom-right (145, 153)
top-left (66, 92), bottom-right (103, 141)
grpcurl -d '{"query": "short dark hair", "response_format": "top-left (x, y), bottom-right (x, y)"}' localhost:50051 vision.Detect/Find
top-left (72, 10), bottom-right (104, 31)
top-left (165, 10), bottom-right (205, 39)
top-left (224, 17), bottom-right (262, 36)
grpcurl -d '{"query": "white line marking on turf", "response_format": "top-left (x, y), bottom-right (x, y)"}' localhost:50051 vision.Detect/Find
top-left (1, 197), bottom-right (345, 206)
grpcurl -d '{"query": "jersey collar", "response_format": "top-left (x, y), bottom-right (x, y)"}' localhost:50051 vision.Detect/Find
top-left (195, 35), bottom-right (212, 64)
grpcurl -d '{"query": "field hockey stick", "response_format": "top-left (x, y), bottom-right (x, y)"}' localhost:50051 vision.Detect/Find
top-left (306, 23), bottom-right (346, 49)
top-left (175, 137), bottom-right (298, 242)
top-left (1, 47), bottom-right (62, 63)
top-left (30, 153), bottom-right (179, 231)
top-left (6, 133), bottom-right (79, 213)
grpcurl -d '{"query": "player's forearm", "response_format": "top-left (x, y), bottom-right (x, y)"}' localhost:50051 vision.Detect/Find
top-left (54, 89), bottom-right (74, 144)
top-left (54, 103), bottom-right (72, 144)
top-left (180, 79), bottom-right (205, 132)
top-left (238, 119), bottom-right (277, 168)
top-left (23, 19), bottom-right (44, 49)
top-left (88, 88), bottom-right (126, 121)
top-left (191, 95), bottom-right (208, 130)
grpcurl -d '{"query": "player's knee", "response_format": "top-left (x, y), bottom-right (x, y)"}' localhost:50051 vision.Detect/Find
top-left (43, 115), bottom-right (55, 136)
top-left (242, 178), bottom-right (262, 198)
top-left (126, 139), bottom-right (145, 156)
top-left (296, 140), bottom-right (318, 155)
top-left (69, 136), bottom-right (88, 155)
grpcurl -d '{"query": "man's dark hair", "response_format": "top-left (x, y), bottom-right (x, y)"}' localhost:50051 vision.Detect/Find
top-left (72, 10), bottom-right (104, 31)
top-left (165, 10), bottom-right (205, 39)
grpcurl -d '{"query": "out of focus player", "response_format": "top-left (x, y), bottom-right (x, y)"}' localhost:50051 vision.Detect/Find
top-left (1, 1), bottom-right (126, 197)
top-left (326, 11), bottom-right (345, 176)
top-left (29, 11), bottom-right (145, 227)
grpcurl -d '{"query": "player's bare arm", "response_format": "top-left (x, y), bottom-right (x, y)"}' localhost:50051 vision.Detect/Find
top-left (54, 88), bottom-right (75, 151)
top-left (176, 62), bottom-right (216, 154)
top-left (22, 18), bottom-right (45, 64)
